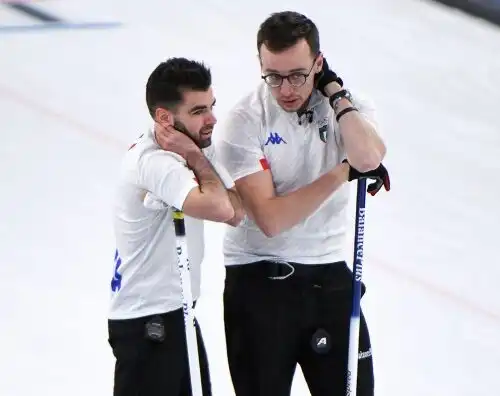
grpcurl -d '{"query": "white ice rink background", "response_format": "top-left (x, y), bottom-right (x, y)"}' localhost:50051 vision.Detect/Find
top-left (1, 0), bottom-right (499, 394)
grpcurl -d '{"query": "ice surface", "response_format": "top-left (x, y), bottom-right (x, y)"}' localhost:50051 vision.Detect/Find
top-left (1, 0), bottom-right (499, 395)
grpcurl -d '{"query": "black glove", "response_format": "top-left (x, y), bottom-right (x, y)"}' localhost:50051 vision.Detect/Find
top-left (343, 159), bottom-right (391, 196)
top-left (314, 56), bottom-right (343, 96)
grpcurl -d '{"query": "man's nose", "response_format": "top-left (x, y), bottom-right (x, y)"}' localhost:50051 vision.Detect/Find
top-left (205, 112), bottom-right (217, 125)
top-left (280, 79), bottom-right (294, 96)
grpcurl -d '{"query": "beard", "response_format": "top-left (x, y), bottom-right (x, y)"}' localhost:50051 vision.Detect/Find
top-left (173, 120), bottom-right (212, 149)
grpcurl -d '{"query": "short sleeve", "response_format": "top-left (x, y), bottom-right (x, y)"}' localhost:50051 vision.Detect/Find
top-left (212, 160), bottom-right (235, 189)
top-left (137, 151), bottom-right (198, 211)
top-left (202, 145), bottom-right (235, 189)
top-left (215, 111), bottom-right (266, 182)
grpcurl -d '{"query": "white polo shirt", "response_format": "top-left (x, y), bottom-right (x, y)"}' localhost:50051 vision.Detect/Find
top-left (108, 127), bottom-right (233, 320)
top-left (215, 82), bottom-right (377, 266)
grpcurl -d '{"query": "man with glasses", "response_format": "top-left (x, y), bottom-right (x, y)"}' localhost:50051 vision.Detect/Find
top-left (215, 10), bottom-right (391, 396)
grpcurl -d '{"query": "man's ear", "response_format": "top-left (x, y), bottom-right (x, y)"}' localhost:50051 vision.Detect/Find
top-left (155, 107), bottom-right (173, 126)
top-left (315, 53), bottom-right (324, 73)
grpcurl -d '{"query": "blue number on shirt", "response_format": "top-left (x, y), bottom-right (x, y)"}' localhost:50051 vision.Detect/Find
top-left (111, 249), bottom-right (122, 292)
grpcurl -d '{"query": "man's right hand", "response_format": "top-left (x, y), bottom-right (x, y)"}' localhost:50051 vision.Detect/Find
top-left (154, 123), bottom-right (200, 161)
top-left (314, 56), bottom-right (344, 97)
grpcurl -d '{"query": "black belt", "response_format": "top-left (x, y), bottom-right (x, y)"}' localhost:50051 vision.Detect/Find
top-left (226, 260), bottom-right (348, 283)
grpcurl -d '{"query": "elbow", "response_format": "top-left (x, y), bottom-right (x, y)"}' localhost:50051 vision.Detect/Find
top-left (246, 207), bottom-right (282, 238)
top-left (226, 207), bottom-right (245, 227)
top-left (258, 219), bottom-right (281, 238)
top-left (246, 210), bottom-right (277, 237)
top-left (351, 157), bottom-right (380, 173)
top-left (235, 207), bottom-right (246, 222)
top-left (262, 229), bottom-right (279, 238)
top-left (212, 199), bottom-right (235, 223)
top-left (349, 145), bottom-right (386, 173)
top-left (349, 123), bottom-right (387, 171)
top-left (233, 207), bottom-right (247, 226)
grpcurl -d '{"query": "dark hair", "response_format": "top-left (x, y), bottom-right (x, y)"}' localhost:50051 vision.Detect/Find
top-left (257, 11), bottom-right (320, 56)
top-left (145, 57), bottom-right (211, 118)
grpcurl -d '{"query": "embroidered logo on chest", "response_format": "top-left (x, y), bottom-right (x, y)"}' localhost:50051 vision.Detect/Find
top-left (264, 132), bottom-right (287, 145)
top-left (317, 117), bottom-right (329, 143)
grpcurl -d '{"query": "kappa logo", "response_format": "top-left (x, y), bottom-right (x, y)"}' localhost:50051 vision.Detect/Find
top-left (265, 132), bottom-right (286, 145)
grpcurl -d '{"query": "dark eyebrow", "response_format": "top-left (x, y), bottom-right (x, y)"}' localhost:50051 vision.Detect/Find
top-left (188, 98), bottom-right (216, 114)
top-left (264, 68), bottom-right (308, 74)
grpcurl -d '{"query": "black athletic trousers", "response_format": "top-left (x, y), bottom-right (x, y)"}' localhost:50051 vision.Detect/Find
top-left (223, 260), bottom-right (374, 396)
top-left (108, 307), bottom-right (212, 396)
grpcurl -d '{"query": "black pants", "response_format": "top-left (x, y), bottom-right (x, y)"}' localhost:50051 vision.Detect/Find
top-left (108, 307), bottom-right (212, 396)
top-left (223, 261), bottom-right (374, 396)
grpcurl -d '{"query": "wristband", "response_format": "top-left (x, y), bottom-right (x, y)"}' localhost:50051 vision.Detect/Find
top-left (335, 107), bottom-right (358, 122)
top-left (329, 88), bottom-right (353, 110)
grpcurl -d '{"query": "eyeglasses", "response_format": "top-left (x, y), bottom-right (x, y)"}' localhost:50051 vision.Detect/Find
top-left (261, 59), bottom-right (317, 88)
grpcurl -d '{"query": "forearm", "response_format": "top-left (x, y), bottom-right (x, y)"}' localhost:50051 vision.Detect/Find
top-left (186, 150), bottom-right (230, 199)
top-left (226, 189), bottom-right (245, 226)
top-left (338, 110), bottom-right (385, 171)
top-left (251, 163), bottom-right (349, 237)
top-left (325, 82), bottom-right (386, 171)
